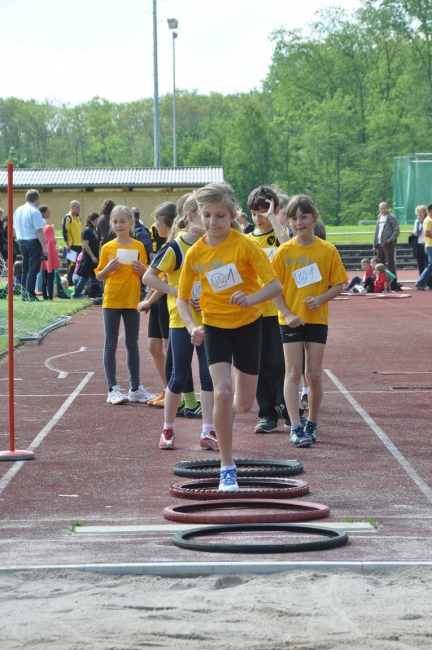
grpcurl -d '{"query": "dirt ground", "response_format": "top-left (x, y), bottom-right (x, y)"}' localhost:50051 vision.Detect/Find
top-left (1, 567), bottom-right (432, 649)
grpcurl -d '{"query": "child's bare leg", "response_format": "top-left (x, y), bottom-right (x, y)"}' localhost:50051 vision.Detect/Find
top-left (304, 341), bottom-right (326, 422)
top-left (209, 362), bottom-right (234, 467)
top-left (148, 337), bottom-right (168, 387)
top-left (164, 388), bottom-right (182, 423)
top-left (200, 389), bottom-right (214, 424)
top-left (282, 341), bottom-right (304, 426)
top-left (232, 368), bottom-right (258, 414)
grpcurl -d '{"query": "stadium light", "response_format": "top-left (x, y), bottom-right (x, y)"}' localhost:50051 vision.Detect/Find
top-left (167, 18), bottom-right (178, 167)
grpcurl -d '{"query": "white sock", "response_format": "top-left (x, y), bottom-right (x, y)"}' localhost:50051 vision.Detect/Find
top-left (163, 422), bottom-right (175, 430)
top-left (202, 423), bottom-right (214, 434)
top-left (302, 387), bottom-right (309, 396)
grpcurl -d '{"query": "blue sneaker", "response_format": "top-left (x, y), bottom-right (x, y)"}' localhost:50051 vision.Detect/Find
top-left (218, 465), bottom-right (239, 492)
top-left (304, 420), bottom-right (318, 443)
top-left (290, 425), bottom-right (312, 448)
top-left (184, 401), bottom-right (202, 418)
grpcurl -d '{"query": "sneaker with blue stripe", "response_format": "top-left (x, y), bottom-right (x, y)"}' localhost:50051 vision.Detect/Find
top-left (218, 465), bottom-right (239, 492)
top-left (304, 420), bottom-right (318, 443)
top-left (290, 425), bottom-right (312, 448)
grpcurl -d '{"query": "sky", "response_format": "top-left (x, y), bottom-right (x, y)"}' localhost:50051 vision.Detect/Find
top-left (1, 0), bottom-right (361, 105)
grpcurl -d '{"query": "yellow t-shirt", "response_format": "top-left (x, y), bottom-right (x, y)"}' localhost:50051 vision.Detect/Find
top-left (178, 228), bottom-right (277, 329)
top-left (272, 237), bottom-right (348, 326)
top-left (151, 236), bottom-right (202, 329)
top-left (64, 212), bottom-right (82, 247)
top-left (423, 216), bottom-right (432, 247)
top-left (247, 229), bottom-right (278, 317)
top-left (95, 239), bottom-right (147, 309)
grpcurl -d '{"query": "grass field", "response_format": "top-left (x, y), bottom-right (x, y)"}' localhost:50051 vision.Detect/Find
top-left (0, 297), bottom-right (91, 354)
top-left (325, 225), bottom-right (412, 245)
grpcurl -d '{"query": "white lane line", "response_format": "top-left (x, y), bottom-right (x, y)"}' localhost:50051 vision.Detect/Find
top-left (325, 369), bottom-right (432, 504)
top-left (44, 347), bottom-right (88, 378)
top-left (0, 372), bottom-right (94, 496)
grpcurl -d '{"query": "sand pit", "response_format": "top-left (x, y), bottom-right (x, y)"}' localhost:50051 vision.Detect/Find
top-left (1, 567), bottom-right (432, 649)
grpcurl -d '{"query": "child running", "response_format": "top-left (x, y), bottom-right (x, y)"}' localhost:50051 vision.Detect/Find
top-left (177, 183), bottom-right (282, 491)
top-left (272, 195), bottom-right (348, 447)
top-left (141, 195), bottom-right (215, 450)
top-left (95, 205), bottom-right (152, 405)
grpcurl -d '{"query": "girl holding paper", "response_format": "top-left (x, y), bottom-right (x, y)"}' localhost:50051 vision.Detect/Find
top-left (95, 206), bottom-right (155, 406)
top-left (141, 195), bottom-right (215, 451)
top-left (272, 195), bottom-right (348, 448)
top-left (176, 183), bottom-right (282, 492)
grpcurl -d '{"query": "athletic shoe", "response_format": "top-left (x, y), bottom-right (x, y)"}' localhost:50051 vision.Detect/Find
top-left (304, 420), bottom-right (318, 443)
top-left (200, 430), bottom-right (219, 451)
top-left (275, 404), bottom-right (285, 418)
top-left (147, 390), bottom-right (166, 407)
top-left (218, 466), bottom-right (239, 492)
top-left (107, 385), bottom-right (129, 405)
top-left (254, 418), bottom-right (278, 434)
top-left (415, 285), bottom-right (431, 290)
top-left (176, 399), bottom-right (185, 417)
top-left (300, 394), bottom-right (309, 409)
top-left (184, 401), bottom-right (202, 418)
top-left (128, 385), bottom-right (156, 404)
top-left (289, 425), bottom-right (312, 448)
top-left (159, 427), bottom-right (175, 449)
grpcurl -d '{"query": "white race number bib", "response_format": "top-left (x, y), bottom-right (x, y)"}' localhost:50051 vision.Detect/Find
top-left (292, 263), bottom-right (322, 289)
top-left (206, 263), bottom-right (243, 293)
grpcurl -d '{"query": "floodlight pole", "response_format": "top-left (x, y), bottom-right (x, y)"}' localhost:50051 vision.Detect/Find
top-left (167, 19), bottom-right (178, 168)
top-left (153, 0), bottom-right (161, 168)
top-left (0, 162), bottom-right (34, 461)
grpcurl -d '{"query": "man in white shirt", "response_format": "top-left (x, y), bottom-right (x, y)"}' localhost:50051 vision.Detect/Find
top-left (14, 189), bottom-right (48, 300)
top-left (373, 202), bottom-right (400, 276)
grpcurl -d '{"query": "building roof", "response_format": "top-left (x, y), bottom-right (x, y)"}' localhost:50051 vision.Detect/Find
top-left (0, 166), bottom-right (224, 189)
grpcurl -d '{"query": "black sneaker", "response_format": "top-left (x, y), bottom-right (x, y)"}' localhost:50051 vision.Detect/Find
top-left (184, 401), bottom-right (202, 418)
top-left (176, 399), bottom-right (185, 417)
top-left (289, 425), bottom-right (312, 448)
top-left (254, 418), bottom-right (278, 434)
top-left (304, 420), bottom-right (318, 443)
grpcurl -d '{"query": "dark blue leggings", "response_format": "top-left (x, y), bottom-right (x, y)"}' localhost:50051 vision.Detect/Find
top-left (103, 308), bottom-right (141, 391)
top-left (168, 327), bottom-right (213, 394)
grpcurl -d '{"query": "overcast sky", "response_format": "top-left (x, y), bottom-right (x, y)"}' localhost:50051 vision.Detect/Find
top-left (1, 0), bottom-right (360, 105)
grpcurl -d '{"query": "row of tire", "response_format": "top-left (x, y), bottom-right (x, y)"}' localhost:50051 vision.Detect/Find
top-left (163, 459), bottom-right (349, 553)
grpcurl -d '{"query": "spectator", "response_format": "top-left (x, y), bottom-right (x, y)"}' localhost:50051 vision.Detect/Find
top-left (13, 189), bottom-right (48, 300)
top-left (62, 200), bottom-right (82, 285)
top-left (373, 202), bottom-right (400, 276)
top-left (238, 212), bottom-right (254, 234)
top-left (415, 202), bottom-right (432, 291)
top-left (71, 213), bottom-right (100, 299)
top-left (97, 198), bottom-right (116, 245)
top-left (412, 205), bottom-right (429, 276)
top-left (40, 205), bottom-right (61, 300)
top-left (131, 207), bottom-right (152, 261)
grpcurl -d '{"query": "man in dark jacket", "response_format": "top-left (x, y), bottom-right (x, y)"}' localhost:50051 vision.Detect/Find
top-left (373, 202), bottom-right (400, 276)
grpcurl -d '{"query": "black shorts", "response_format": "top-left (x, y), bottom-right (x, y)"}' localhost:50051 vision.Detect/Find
top-left (204, 317), bottom-right (262, 375)
top-left (148, 294), bottom-right (169, 340)
top-left (280, 323), bottom-right (328, 345)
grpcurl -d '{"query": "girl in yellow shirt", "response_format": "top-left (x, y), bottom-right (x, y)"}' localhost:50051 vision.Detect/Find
top-left (272, 195), bottom-right (348, 448)
top-left (95, 206), bottom-right (152, 405)
top-left (142, 196), bottom-right (215, 451)
top-left (177, 183), bottom-right (282, 491)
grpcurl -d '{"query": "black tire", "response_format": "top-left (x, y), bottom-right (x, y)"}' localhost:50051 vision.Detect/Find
top-left (173, 523), bottom-right (348, 554)
top-left (169, 478), bottom-right (310, 500)
top-left (172, 458), bottom-right (304, 479)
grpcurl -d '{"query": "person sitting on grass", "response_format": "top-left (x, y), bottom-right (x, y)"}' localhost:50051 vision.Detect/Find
top-left (373, 263), bottom-right (391, 293)
top-left (345, 258), bottom-right (375, 293)
top-left (371, 257), bottom-right (402, 291)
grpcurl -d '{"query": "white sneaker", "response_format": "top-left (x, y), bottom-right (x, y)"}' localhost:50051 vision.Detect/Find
top-left (107, 385), bottom-right (129, 405)
top-left (128, 385), bottom-right (156, 403)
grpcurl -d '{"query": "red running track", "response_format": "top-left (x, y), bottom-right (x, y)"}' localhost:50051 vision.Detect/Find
top-left (0, 287), bottom-right (431, 565)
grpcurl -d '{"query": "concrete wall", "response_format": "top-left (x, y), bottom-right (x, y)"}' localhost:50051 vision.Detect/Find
top-left (0, 187), bottom-right (193, 231)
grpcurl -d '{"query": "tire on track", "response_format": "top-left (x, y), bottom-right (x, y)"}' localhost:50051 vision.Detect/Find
top-left (173, 523), bottom-right (348, 553)
top-left (163, 498), bottom-right (329, 524)
top-left (169, 478), bottom-right (310, 500)
top-left (172, 458), bottom-right (304, 479)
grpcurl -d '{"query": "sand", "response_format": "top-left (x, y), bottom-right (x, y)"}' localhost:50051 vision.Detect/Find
top-left (1, 567), bottom-right (432, 649)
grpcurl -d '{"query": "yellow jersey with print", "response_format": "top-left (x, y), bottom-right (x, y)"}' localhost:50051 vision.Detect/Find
top-left (63, 212), bottom-right (82, 247)
top-left (272, 237), bottom-right (348, 326)
top-left (178, 228), bottom-right (277, 329)
top-left (247, 228), bottom-right (278, 317)
top-left (95, 239), bottom-right (147, 310)
top-left (151, 236), bottom-right (202, 329)
top-left (424, 216), bottom-right (432, 247)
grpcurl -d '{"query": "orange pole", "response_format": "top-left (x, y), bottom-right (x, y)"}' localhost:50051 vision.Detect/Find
top-left (0, 163), bottom-right (34, 461)
top-left (7, 162), bottom-right (15, 451)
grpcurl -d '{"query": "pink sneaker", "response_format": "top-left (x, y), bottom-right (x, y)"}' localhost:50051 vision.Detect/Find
top-left (159, 427), bottom-right (175, 449)
top-left (199, 430), bottom-right (219, 451)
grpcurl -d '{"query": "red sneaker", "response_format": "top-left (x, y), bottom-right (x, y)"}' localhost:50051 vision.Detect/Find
top-left (199, 430), bottom-right (219, 451)
top-left (159, 427), bottom-right (175, 449)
